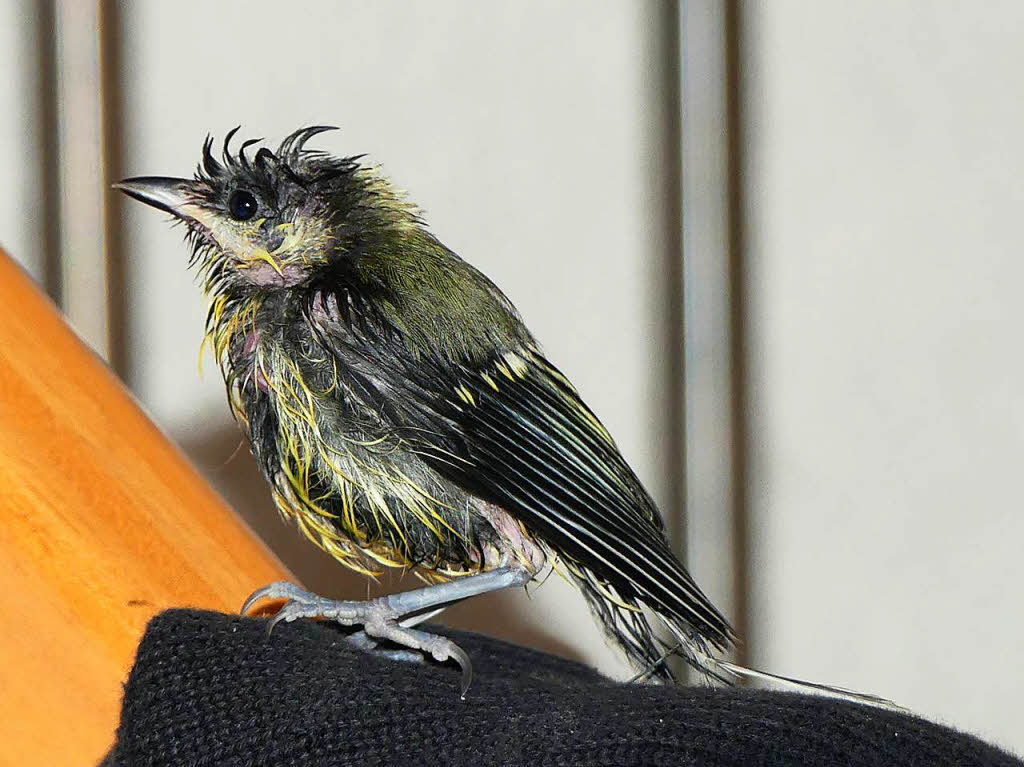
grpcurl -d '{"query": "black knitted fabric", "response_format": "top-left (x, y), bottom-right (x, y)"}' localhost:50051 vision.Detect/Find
top-left (104, 609), bottom-right (1020, 767)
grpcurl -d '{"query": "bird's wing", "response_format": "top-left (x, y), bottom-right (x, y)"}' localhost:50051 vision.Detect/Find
top-left (306, 290), bottom-right (734, 651)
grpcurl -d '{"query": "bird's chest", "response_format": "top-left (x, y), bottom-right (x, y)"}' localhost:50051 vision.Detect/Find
top-left (234, 329), bottom-right (473, 565)
top-left (231, 323), bottom-right (387, 479)
top-left (237, 327), bottom-right (337, 428)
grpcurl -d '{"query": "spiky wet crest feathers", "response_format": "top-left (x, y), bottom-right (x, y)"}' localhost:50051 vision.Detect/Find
top-left (175, 127), bottom-right (739, 684)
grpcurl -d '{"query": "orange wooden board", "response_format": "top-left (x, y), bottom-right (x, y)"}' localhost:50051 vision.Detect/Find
top-left (0, 251), bottom-right (292, 765)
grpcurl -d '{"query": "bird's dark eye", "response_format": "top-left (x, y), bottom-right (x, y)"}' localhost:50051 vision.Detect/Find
top-left (228, 189), bottom-right (258, 221)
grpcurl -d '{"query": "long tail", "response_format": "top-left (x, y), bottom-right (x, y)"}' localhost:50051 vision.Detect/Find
top-left (659, 612), bottom-right (906, 711)
top-left (575, 568), bottom-right (902, 711)
top-left (707, 657), bottom-right (904, 711)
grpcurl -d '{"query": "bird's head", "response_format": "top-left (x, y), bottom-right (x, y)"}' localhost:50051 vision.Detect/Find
top-left (115, 126), bottom-right (419, 293)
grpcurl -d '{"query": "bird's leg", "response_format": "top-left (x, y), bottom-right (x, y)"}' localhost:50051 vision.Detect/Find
top-left (241, 566), bottom-right (532, 696)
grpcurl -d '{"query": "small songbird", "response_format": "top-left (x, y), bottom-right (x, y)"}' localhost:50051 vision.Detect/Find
top-left (116, 127), bottom-right (890, 703)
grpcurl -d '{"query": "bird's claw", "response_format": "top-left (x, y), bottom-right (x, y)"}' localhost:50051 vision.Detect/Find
top-left (240, 580), bottom-right (313, 617)
top-left (362, 620), bottom-right (474, 698)
top-left (240, 580), bottom-right (474, 696)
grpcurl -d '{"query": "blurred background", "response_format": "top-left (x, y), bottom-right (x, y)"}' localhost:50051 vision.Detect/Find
top-left (2, 0), bottom-right (1022, 755)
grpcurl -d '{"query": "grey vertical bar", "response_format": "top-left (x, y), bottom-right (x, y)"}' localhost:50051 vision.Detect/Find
top-left (34, 0), bottom-right (63, 304)
top-left (644, 0), bottom-right (686, 680)
top-left (680, 0), bottom-right (740, 641)
top-left (657, 0), bottom-right (686, 555)
top-left (724, 0), bottom-right (750, 668)
top-left (99, 0), bottom-right (128, 378)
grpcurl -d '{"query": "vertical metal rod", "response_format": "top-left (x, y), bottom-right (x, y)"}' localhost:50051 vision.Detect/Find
top-left (645, 0), bottom-right (687, 680)
top-left (657, 0), bottom-right (686, 556)
top-left (724, 0), bottom-right (750, 668)
top-left (53, 0), bottom-right (109, 357)
top-left (680, 0), bottom-right (748, 667)
top-left (98, 0), bottom-right (128, 379)
top-left (34, 0), bottom-right (63, 304)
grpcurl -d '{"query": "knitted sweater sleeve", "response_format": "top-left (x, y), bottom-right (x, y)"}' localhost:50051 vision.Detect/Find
top-left (103, 610), bottom-right (1021, 767)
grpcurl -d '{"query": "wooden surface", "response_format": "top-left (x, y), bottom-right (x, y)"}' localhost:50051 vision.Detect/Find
top-left (0, 251), bottom-right (292, 765)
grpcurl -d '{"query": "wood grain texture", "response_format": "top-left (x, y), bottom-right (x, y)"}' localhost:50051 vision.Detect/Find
top-left (0, 251), bottom-right (292, 766)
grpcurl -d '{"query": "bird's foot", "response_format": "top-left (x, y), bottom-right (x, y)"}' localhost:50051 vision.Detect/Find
top-left (241, 580), bottom-right (473, 696)
top-left (344, 629), bottom-right (425, 664)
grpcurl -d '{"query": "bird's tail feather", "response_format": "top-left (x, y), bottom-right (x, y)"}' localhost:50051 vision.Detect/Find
top-left (571, 566), bottom-right (683, 683)
top-left (575, 574), bottom-right (903, 711)
top-left (658, 612), bottom-right (905, 711)
top-left (707, 657), bottom-right (905, 711)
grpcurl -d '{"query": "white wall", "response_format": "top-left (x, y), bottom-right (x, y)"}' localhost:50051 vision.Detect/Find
top-left (743, 0), bottom-right (1024, 752)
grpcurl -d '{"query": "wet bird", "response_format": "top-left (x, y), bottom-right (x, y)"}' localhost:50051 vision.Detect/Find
top-left (117, 127), bottom-right (891, 703)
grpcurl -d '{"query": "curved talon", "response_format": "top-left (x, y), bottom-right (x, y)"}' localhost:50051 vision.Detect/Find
top-left (424, 634), bottom-right (473, 698)
top-left (241, 580), bottom-right (308, 615)
top-left (364, 621), bottom-right (474, 698)
top-left (240, 592), bottom-right (265, 616)
top-left (450, 642), bottom-right (473, 699)
top-left (266, 606), bottom-right (292, 636)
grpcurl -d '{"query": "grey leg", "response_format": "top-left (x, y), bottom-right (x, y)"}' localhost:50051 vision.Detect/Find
top-left (241, 566), bottom-right (532, 696)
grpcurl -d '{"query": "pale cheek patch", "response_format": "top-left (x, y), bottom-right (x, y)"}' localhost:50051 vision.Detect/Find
top-left (189, 207), bottom-right (253, 257)
top-left (194, 208), bottom-right (334, 285)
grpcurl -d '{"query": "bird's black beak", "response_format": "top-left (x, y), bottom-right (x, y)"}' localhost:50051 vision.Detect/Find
top-left (113, 176), bottom-right (193, 218)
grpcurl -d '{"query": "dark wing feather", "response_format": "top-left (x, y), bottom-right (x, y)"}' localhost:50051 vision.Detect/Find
top-left (306, 287), bottom-right (735, 653)
top-left (423, 354), bottom-right (735, 651)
